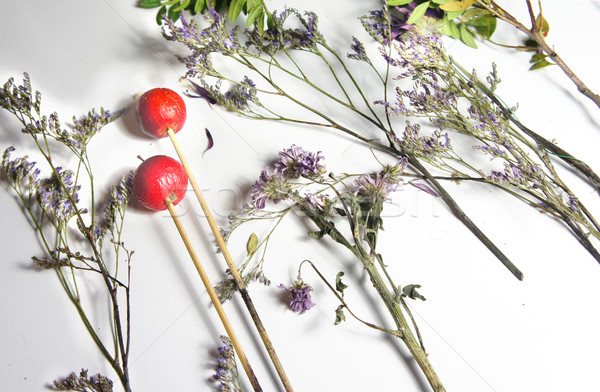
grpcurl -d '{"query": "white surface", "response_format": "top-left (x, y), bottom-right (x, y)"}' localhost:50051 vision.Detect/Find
top-left (1, 1), bottom-right (600, 391)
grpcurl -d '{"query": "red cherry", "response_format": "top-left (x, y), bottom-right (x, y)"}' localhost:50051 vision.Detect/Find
top-left (133, 155), bottom-right (188, 211)
top-left (137, 88), bottom-right (187, 138)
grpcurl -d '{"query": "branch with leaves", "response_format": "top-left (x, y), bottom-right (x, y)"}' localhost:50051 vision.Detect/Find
top-left (390, 0), bottom-right (600, 109)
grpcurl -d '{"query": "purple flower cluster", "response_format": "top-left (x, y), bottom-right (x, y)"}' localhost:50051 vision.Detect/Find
top-left (101, 172), bottom-right (134, 239)
top-left (360, 8), bottom-right (389, 44)
top-left (53, 108), bottom-right (124, 151)
top-left (251, 145), bottom-right (326, 209)
top-left (245, 8), bottom-right (323, 55)
top-left (223, 76), bottom-right (257, 110)
top-left (348, 37), bottom-right (368, 62)
top-left (38, 166), bottom-right (82, 222)
top-left (279, 280), bottom-right (315, 314)
top-left (212, 335), bottom-right (239, 392)
top-left (274, 144), bottom-right (325, 179)
top-left (391, 122), bottom-right (451, 159)
top-left (1, 147), bottom-right (40, 192)
top-left (354, 158), bottom-right (407, 200)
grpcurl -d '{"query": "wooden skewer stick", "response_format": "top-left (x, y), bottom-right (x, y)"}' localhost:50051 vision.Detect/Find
top-left (167, 129), bottom-right (295, 392)
top-left (165, 196), bottom-right (263, 392)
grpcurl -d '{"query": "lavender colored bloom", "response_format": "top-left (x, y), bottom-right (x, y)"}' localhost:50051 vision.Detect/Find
top-left (38, 166), bottom-right (81, 222)
top-left (360, 8), bottom-right (389, 44)
top-left (212, 335), bottom-right (240, 392)
top-left (354, 172), bottom-right (396, 199)
top-left (354, 158), bottom-right (407, 200)
top-left (223, 76), bottom-right (257, 110)
top-left (274, 144), bottom-right (325, 179)
top-left (303, 192), bottom-right (328, 211)
top-left (102, 172), bottom-right (134, 237)
top-left (1, 147), bottom-right (40, 192)
top-left (348, 37), bottom-right (368, 62)
top-left (279, 280), bottom-right (315, 314)
top-left (250, 168), bottom-right (292, 209)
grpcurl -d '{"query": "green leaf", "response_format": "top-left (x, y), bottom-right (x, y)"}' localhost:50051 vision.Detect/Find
top-left (439, 0), bottom-right (476, 12)
top-left (138, 0), bottom-right (163, 8)
top-left (402, 284), bottom-right (426, 301)
top-left (530, 52), bottom-right (547, 63)
top-left (307, 230), bottom-right (325, 240)
top-left (172, 0), bottom-right (191, 12)
top-left (467, 16), bottom-right (496, 38)
top-left (335, 272), bottom-right (348, 293)
top-left (461, 8), bottom-right (496, 38)
top-left (229, 0), bottom-right (247, 22)
top-left (459, 23), bottom-right (477, 48)
top-left (156, 5), bottom-right (167, 24)
top-left (442, 15), bottom-right (461, 39)
top-left (529, 59), bottom-right (554, 71)
top-left (194, 0), bottom-right (206, 13)
top-left (167, 3), bottom-right (181, 21)
top-left (387, 0), bottom-right (413, 5)
top-left (445, 10), bottom-right (464, 19)
top-left (334, 305), bottom-right (346, 325)
top-left (535, 13), bottom-right (550, 36)
top-left (431, 0), bottom-right (449, 4)
top-left (246, 5), bottom-right (264, 26)
top-left (246, 233), bottom-right (258, 256)
top-left (406, 1), bottom-right (430, 25)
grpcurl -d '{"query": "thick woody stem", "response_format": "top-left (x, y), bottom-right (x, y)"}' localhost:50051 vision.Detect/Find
top-left (482, 1), bottom-right (600, 109)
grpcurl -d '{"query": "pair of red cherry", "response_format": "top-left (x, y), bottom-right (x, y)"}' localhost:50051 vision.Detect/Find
top-left (133, 88), bottom-right (189, 211)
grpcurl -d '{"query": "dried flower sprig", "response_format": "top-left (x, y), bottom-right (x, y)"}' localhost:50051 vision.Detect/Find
top-left (1, 73), bottom-right (133, 392)
top-left (52, 369), bottom-right (114, 392)
top-left (211, 335), bottom-right (244, 392)
top-left (162, 4), bottom-right (600, 278)
top-left (219, 145), bottom-right (445, 390)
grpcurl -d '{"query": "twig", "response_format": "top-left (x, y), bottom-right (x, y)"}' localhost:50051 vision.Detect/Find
top-left (165, 196), bottom-right (263, 392)
top-left (479, 1), bottom-right (600, 109)
top-left (167, 129), bottom-right (295, 392)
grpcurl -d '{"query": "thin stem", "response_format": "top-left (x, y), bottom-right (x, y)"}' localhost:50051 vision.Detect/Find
top-left (298, 259), bottom-right (402, 338)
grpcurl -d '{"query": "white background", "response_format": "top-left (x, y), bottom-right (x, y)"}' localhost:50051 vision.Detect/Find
top-left (1, 1), bottom-right (600, 391)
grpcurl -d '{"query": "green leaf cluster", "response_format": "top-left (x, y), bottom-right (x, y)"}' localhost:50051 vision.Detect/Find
top-left (441, 6), bottom-right (496, 48)
top-left (138, 0), bottom-right (268, 29)
top-left (389, 1), bottom-right (496, 49)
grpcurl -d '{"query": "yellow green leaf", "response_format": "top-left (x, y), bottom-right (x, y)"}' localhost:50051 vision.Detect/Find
top-left (535, 13), bottom-right (550, 36)
top-left (246, 233), bottom-right (258, 256)
top-left (440, 0), bottom-right (476, 12)
top-left (460, 23), bottom-right (477, 48)
top-left (406, 1), bottom-right (430, 25)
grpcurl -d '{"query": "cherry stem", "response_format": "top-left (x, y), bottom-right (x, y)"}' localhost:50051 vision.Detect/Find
top-left (166, 128), bottom-right (295, 392)
top-left (164, 196), bottom-right (263, 392)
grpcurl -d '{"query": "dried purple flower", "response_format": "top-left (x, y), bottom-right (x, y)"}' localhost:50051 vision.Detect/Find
top-left (1, 147), bottom-right (40, 192)
top-left (37, 166), bottom-right (82, 223)
top-left (212, 335), bottom-right (241, 392)
top-left (279, 280), bottom-right (315, 314)
top-left (348, 37), bottom-right (368, 62)
top-left (354, 158), bottom-right (407, 201)
top-left (274, 144), bottom-right (325, 179)
top-left (250, 168), bottom-right (292, 209)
